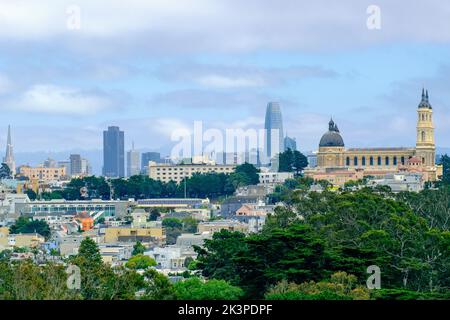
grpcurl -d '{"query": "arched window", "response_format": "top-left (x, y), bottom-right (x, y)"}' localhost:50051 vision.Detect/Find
top-left (422, 114), bottom-right (425, 121)
top-left (346, 157), bottom-right (350, 166)
top-left (422, 131), bottom-right (426, 142)
top-left (401, 156), bottom-right (405, 165)
top-left (385, 156), bottom-right (390, 166)
top-left (370, 156), bottom-right (374, 166)
top-left (354, 157), bottom-right (358, 166)
top-left (377, 156), bottom-right (382, 166)
top-left (393, 156), bottom-right (398, 166)
top-left (362, 156), bottom-right (366, 166)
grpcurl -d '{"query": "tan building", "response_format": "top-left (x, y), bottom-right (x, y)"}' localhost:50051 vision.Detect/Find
top-left (0, 227), bottom-right (45, 249)
top-left (197, 220), bottom-right (248, 234)
top-left (306, 90), bottom-right (439, 183)
top-left (104, 225), bottom-right (165, 243)
top-left (148, 161), bottom-right (236, 183)
top-left (18, 165), bottom-right (67, 182)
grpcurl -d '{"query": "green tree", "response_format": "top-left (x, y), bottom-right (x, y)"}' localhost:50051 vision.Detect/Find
top-left (173, 277), bottom-right (244, 300)
top-left (132, 240), bottom-right (146, 256)
top-left (292, 150), bottom-right (308, 176)
top-left (234, 162), bottom-right (260, 185)
top-left (125, 254), bottom-right (156, 270)
top-left (9, 217), bottom-right (51, 240)
top-left (279, 148), bottom-right (294, 172)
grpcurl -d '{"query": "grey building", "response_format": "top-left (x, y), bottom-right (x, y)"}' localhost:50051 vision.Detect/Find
top-left (284, 136), bottom-right (297, 151)
top-left (141, 152), bottom-right (161, 173)
top-left (103, 126), bottom-right (125, 177)
top-left (264, 102), bottom-right (284, 160)
top-left (69, 154), bottom-right (82, 176)
top-left (127, 142), bottom-right (140, 177)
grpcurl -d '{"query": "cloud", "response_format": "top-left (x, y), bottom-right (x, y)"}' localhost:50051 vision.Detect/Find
top-left (6, 84), bottom-right (121, 115)
top-left (1, 1), bottom-right (450, 54)
top-left (156, 63), bottom-right (336, 88)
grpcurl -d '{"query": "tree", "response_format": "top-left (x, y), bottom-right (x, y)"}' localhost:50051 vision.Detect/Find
top-left (440, 154), bottom-right (450, 184)
top-left (125, 254), bottom-right (156, 270)
top-left (173, 277), bottom-right (244, 300)
top-left (9, 217), bottom-right (51, 240)
top-left (26, 189), bottom-right (37, 201)
top-left (279, 149), bottom-right (294, 172)
top-left (292, 150), bottom-right (308, 176)
top-left (0, 163), bottom-right (12, 179)
top-left (132, 240), bottom-right (146, 256)
top-left (234, 162), bottom-right (260, 185)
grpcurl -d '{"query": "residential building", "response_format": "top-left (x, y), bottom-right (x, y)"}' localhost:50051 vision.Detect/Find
top-left (148, 161), bottom-right (236, 184)
top-left (0, 227), bottom-right (45, 249)
top-left (136, 198), bottom-right (209, 209)
top-left (18, 165), bottom-right (67, 182)
top-left (175, 232), bottom-right (212, 248)
top-left (367, 172), bottom-right (424, 193)
top-left (104, 223), bottom-right (165, 244)
top-left (197, 220), bottom-right (248, 234)
top-left (258, 170), bottom-right (294, 186)
top-left (103, 126), bottom-right (125, 177)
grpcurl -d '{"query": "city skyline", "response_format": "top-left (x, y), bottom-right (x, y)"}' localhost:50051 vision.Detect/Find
top-left (1, 1), bottom-right (450, 159)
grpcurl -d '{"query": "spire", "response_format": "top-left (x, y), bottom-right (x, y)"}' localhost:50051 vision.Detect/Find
top-left (426, 90), bottom-right (429, 101)
top-left (329, 118), bottom-right (335, 131)
top-left (7, 125), bottom-right (11, 145)
top-left (3, 125), bottom-right (16, 175)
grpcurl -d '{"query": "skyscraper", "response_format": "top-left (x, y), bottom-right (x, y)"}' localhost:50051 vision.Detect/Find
top-left (127, 142), bottom-right (140, 177)
top-left (284, 135), bottom-right (297, 151)
top-left (141, 152), bottom-right (161, 173)
top-left (103, 126), bottom-right (125, 177)
top-left (264, 102), bottom-right (284, 159)
top-left (70, 154), bottom-right (82, 176)
top-left (3, 125), bottom-right (16, 175)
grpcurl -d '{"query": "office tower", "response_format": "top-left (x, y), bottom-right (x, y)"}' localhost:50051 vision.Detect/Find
top-left (70, 154), bottom-right (82, 176)
top-left (3, 125), bottom-right (16, 175)
top-left (58, 160), bottom-right (71, 176)
top-left (127, 142), bottom-right (140, 177)
top-left (81, 158), bottom-right (91, 175)
top-left (103, 126), bottom-right (125, 177)
top-left (141, 152), bottom-right (161, 173)
top-left (284, 135), bottom-right (297, 151)
top-left (43, 158), bottom-right (57, 168)
top-left (264, 102), bottom-right (284, 159)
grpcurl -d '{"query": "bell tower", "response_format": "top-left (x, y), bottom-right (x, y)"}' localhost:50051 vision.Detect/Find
top-left (416, 89), bottom-right (435, 167)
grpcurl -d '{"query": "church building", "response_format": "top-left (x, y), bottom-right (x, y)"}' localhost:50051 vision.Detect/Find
top-left (306, 89), bottom-right (441, 184)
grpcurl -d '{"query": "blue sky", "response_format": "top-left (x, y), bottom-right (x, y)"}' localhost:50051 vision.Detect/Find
top-left (0, 0), bottom-right (449, 173)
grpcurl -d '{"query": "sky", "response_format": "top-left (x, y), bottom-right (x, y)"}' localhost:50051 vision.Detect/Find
top-left (0, 0), bottom-right (449, 173)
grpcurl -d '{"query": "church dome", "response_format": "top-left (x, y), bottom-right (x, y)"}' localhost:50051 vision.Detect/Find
top-left (319, 119), bottom-right (345, 147)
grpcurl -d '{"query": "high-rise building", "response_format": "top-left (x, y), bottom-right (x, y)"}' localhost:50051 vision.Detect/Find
top-left (103, 126), bottom-right (125, 177)
top-left (3, 125), bottom-right (16, 175)
top-left (141, 152), bottom-right (161, 173)
top-left (264, 102), bottom-right (284, 160)
top-left (127, 142), bottom-right (140, 177)
top-left (284, 135), bottom-right (297, 151)
top-left (70, 154), bottom-right (82, 176)
top-left (43, 158), bottom-right (57, 168)
top-left (81, 158), bottom-right (91, 176)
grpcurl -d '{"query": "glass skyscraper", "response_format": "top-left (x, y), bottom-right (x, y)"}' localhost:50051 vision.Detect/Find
top-left (103, 126), bottom-right (125, 177)
top-left (264, 102), bottom-right (284, 158)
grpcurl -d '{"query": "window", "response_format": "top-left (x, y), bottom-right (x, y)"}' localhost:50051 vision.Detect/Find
top-left (354, 157), bottom-right (358, 166)
top-left (346, 157), bottom-right (350, 166)
top-left (393, 156), bottom-right (398, 166)
top-left (401, 156), bottom-right (405, 165)
top-left (422, 131), bottom-right (426, 142)
top-left (377, 156), bottom-right (382, 166)
top-left (385, 157), bottom-right (390, 166)
top-left (370, 156), bottom-right (374, 166)
top-left (362, 157), bottom-right (366, 166)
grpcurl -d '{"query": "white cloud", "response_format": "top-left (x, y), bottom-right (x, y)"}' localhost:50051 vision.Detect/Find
top-left (10, 84), bottom-right (116, 115)
top-left (0, 1), bottom-right (449, 53)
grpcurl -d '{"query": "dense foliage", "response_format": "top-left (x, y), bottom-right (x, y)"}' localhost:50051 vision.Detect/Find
top-left (9, 217), bottom-right (51, 240)
top-left (195, 187), bottom-right (450, 299)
